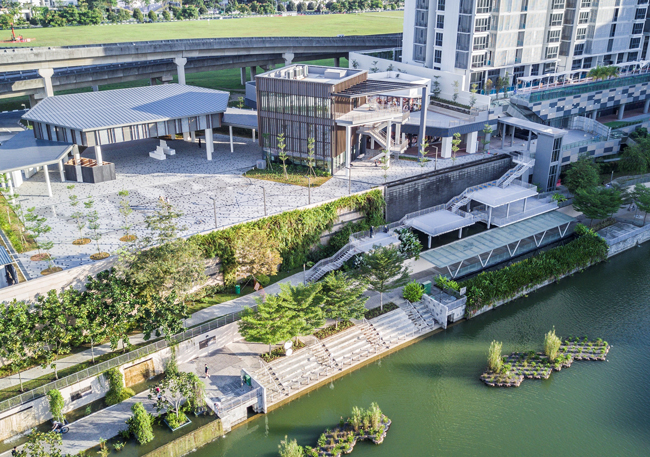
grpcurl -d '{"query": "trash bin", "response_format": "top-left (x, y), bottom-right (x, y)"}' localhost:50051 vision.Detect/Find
top-left (235, 284), bottom-right (241, 295)
top-left (422, 281), bottom-right (432, 295)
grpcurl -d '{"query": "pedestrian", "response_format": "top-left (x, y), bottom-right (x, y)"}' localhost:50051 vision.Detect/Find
top-left (199, 138), bottom-right (202, 148)
top-left (205, 363), bottom-right (210, 379)
top-left (369, 226), bottom-right (374, 238)
top-left (12, 447), bottom-right (18, 457)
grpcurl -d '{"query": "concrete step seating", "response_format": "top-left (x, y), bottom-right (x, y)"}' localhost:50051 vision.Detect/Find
top-left (410, 300), bottom-right (439, 328)
top-left (309, 342), bottom-right (337, 369)
top-left (268, 347), bottom-right (327, 391)
top-left (369, 308), bottom-right (417, 347)
top-left (355, 319), bottom-right (388, 351)
top-left (401, 300), bottom-right (434, 332)
top-left (321, 326), bottom-right (375, 367)
top-left (251, 365), bottom-right (286, 402)
top-left (149, 146), bottom-right (167, 160)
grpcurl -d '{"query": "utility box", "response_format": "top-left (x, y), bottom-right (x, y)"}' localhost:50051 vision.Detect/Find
top-left (422, 281), bottom-right (432, 295)
top-left (235, 284), bottom-right (241, 295)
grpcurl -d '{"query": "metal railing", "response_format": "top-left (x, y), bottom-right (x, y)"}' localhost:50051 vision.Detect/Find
top-left (349, 221), bottom-right (403, 243)
top-left (305, 243), bottom-right (357, 282)
top-left (220, 388), bottom-right (261, 413)
top-left (602, 223), bottom-right (650, 245)
top-left (399, 204), bottom-right (447, 222)
top-left (336, 105), bottom-right (403, 124)
top-left (0, 307), bottom-right (253, 415)
top-left (488, 201), bottom-right (558, 226)
top-left (561, 136), bottom-right (610, 151)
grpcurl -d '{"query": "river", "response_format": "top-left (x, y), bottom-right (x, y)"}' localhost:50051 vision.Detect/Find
top-left (195, 243), bottom-right (650, 457)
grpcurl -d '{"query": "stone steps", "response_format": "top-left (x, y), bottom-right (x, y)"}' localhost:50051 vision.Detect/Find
top-left (369, 308), bottom-right (416, 347)
top-left (322, 326), bottom-right (375, 367)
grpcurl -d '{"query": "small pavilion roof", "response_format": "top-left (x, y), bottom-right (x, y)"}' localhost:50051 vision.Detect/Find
top-left (333, 79), bottom-right (427, 98)
top-left (0, 130), bottom-right (73, 174)
top-left (0, 246), bottom-right (11, 267)
top-left (22, 84), bottom-right (229, 132)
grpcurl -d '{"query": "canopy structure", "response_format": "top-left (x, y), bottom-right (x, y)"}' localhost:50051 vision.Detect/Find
top-left (0, 130), bottom-right (74, 197)
top-left (333, 79), bottom-right (427, 98)
top-left (421, 211), bottom-right (575, 277)
top-left (0, 246), bottom-right (11, 267)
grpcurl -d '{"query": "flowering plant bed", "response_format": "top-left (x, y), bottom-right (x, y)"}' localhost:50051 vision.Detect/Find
top-left (481, 337), bottom-right (610, 388)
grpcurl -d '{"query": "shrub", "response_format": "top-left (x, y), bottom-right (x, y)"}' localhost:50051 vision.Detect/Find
top-left (435, 275), bottom-right (459, 291)
top-left (256, 273), bottom-right (270, 286)
top-left (544, 328), bottom-right (562, 362)
top-left (127, 402), bottom-right (155, 445)
top-left (487, 341), bottom-right (503, 373)
top-left (165, 410), bottom-right (188, 429)
top-left (113, 441), bottom-right (126, 452)
top-left (105, 368), bottom-right (135, 406)
top-left (402, 280), bottom-right (425, 302)
top-left (278, 435), bottom-right (303, 457)
top-left (395, 227), bottom-right (422, 259)
top-left (47, 389), bottom-right (65, 422)
top-left (313, 320), bottom-right (354, 340)
top-left (364, 302), bottom-right (398, 320)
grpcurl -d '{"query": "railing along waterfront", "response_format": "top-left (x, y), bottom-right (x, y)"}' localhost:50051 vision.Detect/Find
top-left (0, 307), bottom-right (254, 415)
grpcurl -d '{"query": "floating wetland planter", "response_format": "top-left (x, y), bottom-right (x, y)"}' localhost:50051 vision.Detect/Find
top-left (480, 337), bottom-right (610, 388)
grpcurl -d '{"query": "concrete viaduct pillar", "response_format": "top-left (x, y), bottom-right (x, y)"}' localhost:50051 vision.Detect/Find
top-left (644, 98), bottom-right (650, 114)
top-left (37, 68), bottom-right (54, 98)
top-left (250, 66), bottom-right (257, 82)
top-left (240, 67), bottom-right (246, 86)
top-left (174, 57), bottom-right (187, 85)
top-left (617, 103), bottom-right (626, 120)
top-left (334, 57), bottom-right (340, 67)
top-left (282, 52), bottom-right (294, 66)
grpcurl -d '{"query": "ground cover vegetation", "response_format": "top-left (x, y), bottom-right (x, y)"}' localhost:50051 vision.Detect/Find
top-left (278, 402), bottom-right (391, 456)
top-left (480, 331), bottom-right (610, 387)
top-left (1, 9), bottom-right (403, 47)
top-left (461, 224), bottom-right (609, 316)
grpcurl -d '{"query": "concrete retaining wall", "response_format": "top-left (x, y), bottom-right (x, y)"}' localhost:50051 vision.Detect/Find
top-left (141, 418), bottom-right (224, 457)
top-left (606, 225), bottom-right (650, 257)
top-left (384, 155), bottom-right (512, 222)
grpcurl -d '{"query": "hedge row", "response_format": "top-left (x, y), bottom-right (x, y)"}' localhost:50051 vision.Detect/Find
top-left (461, 227), bottom-right (609, 315)
top-left (189, 190), bottom-right (385, 284)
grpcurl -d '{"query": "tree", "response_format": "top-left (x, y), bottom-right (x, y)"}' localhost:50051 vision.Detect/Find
top-left (357, 245), bottom-right (410, 311)
top-left (118, 189), bottom-right (135, 242)
top-left (632, 183), bottom-right (650, 225)
top-left (277, 282), bottom-right (324, 338)
top-left (544, 328), bottom-right (561, 362)
top-left (25, 207), bottom-right (51, 260)
top-left (74, 287), bottom-right (109, 363)
top-left (127, 403), bottom-right (155, 445)
top-left (469, 83), bottom-right (478, 108)
top-left (15, 431), bottom-right (63, 457)
top-left (86, 210), bottom-right (105, 258)
top-left (47, 389), bottom-right (65, 422)
top-left (133, 7), bottom-right (144, 22)
top-left (287, 0), bottom-right (296, 11)
top-left (277, 132), bottom-right (289, 180)
top-left (162, 9), bottom-right (171, 20)
top-left (432, 75), bottom-right (441, 99)
top-left (395, 227), bottom-right (422, 259)
top-left (481, 123), bottom-right (493, 152)
top-left (148, 10), bottom-right (157, 22)
top-left (0, 300), bottom-right (37, 391)
top-left (149, 370), bottom-right (203, 425)
top-left (573, 186), bottom-right (623, 225)
top-left (138, 291), bottom-right (187, 341)
top-left (619, 139), bottom-right (650, 175)
top-left (451, 132), bottom-right (461, 163)
top-left (232, 227), bottom-right (282, 281)
top-left (564, 156), bottom-right (600, 194)
top-left (279, 436), bottom-right (303, 457)
top-left (320, 271), bottom-right (367, 328)
top-left (297, 2), bottom-right (305, 11)
top-left (484, 78), bottom-right (494, 96)
top-left (380, 150), bottom-right (390, 183)
top-left (418, 138), bottom-right (428, 166)
top-left (239, 294), bottom-right (298, 354)
top-left (277, 3), bottom-right (286, 12)
top-left (452, 80), bottom-right (460, 103)
top-left (143, 199), bottom-right (184, 246)
top-left (501, 71), bottom-right (510, 98)
top-left (487, 340), bottom-right (503, 373)
top-left (307, 136), bottom-right (316, 176)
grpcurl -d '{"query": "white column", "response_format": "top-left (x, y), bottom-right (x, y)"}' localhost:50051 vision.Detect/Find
top-left (428, 235), bottom-right (431, 249)
top-left (229, 126), bottom-right (234, 153)
top-left (95, 145), bottom-right (103, 166)
top-left (282, 52), bottom-right (295, 66)
top-left (43, 165), bottom-right (53, 198)
top-left (74, 148), bottom-right (82, 183)
top-left (252, 129), bottom-right (256, 142)
top-left (523, 197), bottom-right (528, 212)
top-left (395, 123), bottom-right (401, 151)
top-left (92, 85), bottom-right (99, 92)
top-left (526, 130), bottom-right (532, 152)
top-left (617, 103), bottom-right (625, 120)
top-left (174, 57), bottom-right (187, 85)
top-left (205, 128), bottom-right (213, 160)
top-left (334, 57), bottom-right (340, 67)
top-left (371, 137), bottom-right (375, 149)
top-left (38, 68), bottom-right (54, 98)
top-left (466, 131), bottom-right (478, 154)
top-left (183, 131), bottom-right (190, 141)
top-left (441, 136), bottom-right (453, 158)
top-left (345, 125), bottom-right (351, 176)
top-left (7, 173), bottom-right (14, 196)
top-left (644, 99), bottom-right (650, 114)
top-left (190, 131), bottom-right (196, 143)
top-left (386, 120), bottom-right (392, 165)
top-left (458, 228), bottom-right (463, 239)
top-left (240, 67), bottom-right (246, 86)
top-left (592, 110), bottom-right (598, 119)
top-left (501, 123), bottom-right (506, 149)
top-left (487, 206), bottom-right (492, 229)
top-left (511, 126), bottom-right (515, 146)
top-left (250, 66), bottom-right (257, 81)
top-left (58, 159), bottom-right (65, 182)
top-left (10, 170), bottom-right (23, 188)
top-left (506, 202), bottom-right (511, 217)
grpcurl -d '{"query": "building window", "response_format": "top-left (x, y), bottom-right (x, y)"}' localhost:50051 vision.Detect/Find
top-left (546, 46), bottom-right (559, 59)
top-left (628, 52), bottom-right (639, 61)
top-left (610, 24), bottom-right (616, 37)
top-left (578, 11), bottom-right (589, 24)
top-left (473, 35), bottom-right (489, 50)
top-left (519, 14), bottom-right (527, 29)
top-left (582, 57), bottom-right (592, 68)
top-left (530, 64), bottom-right (540, 76)
top-left (552, 138), bottom-right (562, 162)
top-left (576, 27), bottom-right (587, 40)
top-left (438, 0), bottom-right (445, 11)
top-left (574, 43), bottom-right (585, 56)
top-left (581, 0), bottom-right (591, 6)
top-left (437, 15), bottom-right (444, 29)
top-left (434, 50), bottom-right (442, 63)
top-left (635, 8), bottom-right (647, 20)
top-left (613, 8), bottom-right (619, 21)
top-left (572, 59), bottom-right (582, 70)
top-left (631, 37), bottom-right (641, 49)
top-left (633, 23), bottom-right (644, 34)
top-left (476, 0), bottom-right (492, 14)
top-left (475, 17), bottom-right (490, 32)
top-left (472, 54), bottom-right (486, 68)
top-left (617, 53), bottom-right (625, 63)
top-left (549, 13), bottom-right (563, 27)
top-left (513, 66), bottom-right (525, 81)
top-left (552, 0), bottom-right (564, 9)
top-left (436, 32), bottom-right (443, 46)
top-left (547, 30), bottom-right (561, 43)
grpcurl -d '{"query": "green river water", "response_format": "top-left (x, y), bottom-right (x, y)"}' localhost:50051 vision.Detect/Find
top-left (194, 243), bottom-right (650, 457)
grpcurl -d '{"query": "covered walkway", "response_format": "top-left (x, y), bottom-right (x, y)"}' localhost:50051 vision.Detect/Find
top-left (402, 206), bottom-right (476, 248)
top-left (421, 211), bottom-right (575, 278)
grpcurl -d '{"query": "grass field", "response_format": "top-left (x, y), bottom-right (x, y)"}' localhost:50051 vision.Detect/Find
top-left (4, 12), bottom-right (403, 47)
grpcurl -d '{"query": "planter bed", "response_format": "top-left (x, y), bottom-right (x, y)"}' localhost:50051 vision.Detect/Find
top-left (313, 320), bottom-right (355, 340)
top-left (307, 415), bottom-right (392, 457)
top-left (481, 337), bottom-right (610, 388)
top-left (364, 302), bottom-right (398, 320)
top-left (260, 339), bottom-right (307, 363)
top-left (163, 414), bottom-right (192, 432)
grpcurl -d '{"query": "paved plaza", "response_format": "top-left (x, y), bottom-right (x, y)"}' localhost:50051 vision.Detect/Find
top-left (10, 133), bottom-right (495, 279)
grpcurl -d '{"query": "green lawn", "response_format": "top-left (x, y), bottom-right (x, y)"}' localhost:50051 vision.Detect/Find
top-left (5, 12), bottom-right (403, 48)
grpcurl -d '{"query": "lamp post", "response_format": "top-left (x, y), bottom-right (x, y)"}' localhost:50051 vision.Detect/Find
top-left (208, 195), bottom-right (217, 228)
top-left (307, 175), bottom-right (311, 205)
top-left (432, 145), bottom-right (439, 171)
top-left (245, 173), bottom-right (268, 216)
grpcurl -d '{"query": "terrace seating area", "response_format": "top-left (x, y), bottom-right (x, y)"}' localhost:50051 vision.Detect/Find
top-left (266, 345), bottom-right (329, 392)
top-left (321, 326), bottom-right (376, 367)
top-left (368, 308), bottom-right (418, 347)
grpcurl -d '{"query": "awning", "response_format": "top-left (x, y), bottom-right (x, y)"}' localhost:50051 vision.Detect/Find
top-left (333, 80), bottom-right (427, 98)
top-left (0, 130), bottom-right (73, 174)
top-left (0, 246), bottom-right (11, 267)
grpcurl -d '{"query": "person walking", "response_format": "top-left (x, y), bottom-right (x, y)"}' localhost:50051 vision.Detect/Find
top-left (204, 363), bottom-right (210, 379)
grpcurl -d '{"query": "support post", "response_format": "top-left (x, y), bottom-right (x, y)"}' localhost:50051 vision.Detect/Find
top-left (617, 103), bottom-right (625, 120)
top-left (91, 85), bottom-right (99, 92)
top-left (95, 145), bottom-right (103, 166)
top-left (205, 128), bottom-right (213, 160)
top-left (418, 86), bottom-right (429, 159)
top-left (523, 197), bottom-right (527, 212)
top-left (428, 235), bottom-right (431, 249)
top-left (174, 57), bottom-right (187, 85)
top-left (644, 99), bottom-right (650, 114)
top-left (38, 68), bottom-right (54, 98)
top-left (501, 123), bottom-right (506, 149)
top-left (250, 66), bottom-right (257, 81)
top-left (466, 131), bottom-right (478, 154)
top-left (58, 159), bottom-right (65, 182)
top-left (506, 202), bottom-right (510, 218)
top-left (240, 67), bottom-right (246, 86)
top-left (282, 52), bottom-right (295, 66)
top-left (190, 131), bottom-right (196, 143)
top-left (527, 130), bottom-right (532, 151)
top-left (74, 147), bottom-right (82, 183)
top-left (334, 57), bottom-right (340, 67)
top-left (458, 228), bottom-right (463, 239)
top-left (386, 120), bottom-right (392, 165)
top-left (487, 206), bottom-right (492, 229)
top-left (592, 110), bottom-right (598, 119)
top-left (252, 129), bottom-right (256, 142)
top-left (440, 136), bottom-right (452, 158)
top-left (43, 165), bottom-right (52, 198)
top-left (345, 125), bottom-right (351, 176)
top-left (229, 126), bottom-right (234, 153)
top-left (371, 137), bottom-right (375, 149)
top-left (511, 126), bottom-right (515, 147)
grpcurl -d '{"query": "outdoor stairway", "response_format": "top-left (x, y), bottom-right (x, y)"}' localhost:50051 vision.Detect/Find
top-left (400, 300), bottom-right (435, 333)
top-left (308, 341), bottom-right (337, 370)
top-left (368, 307), bottom-right (416, 347)
top-left (305, 244), bottom-right (359, 283)
top-left (268, 346), bottom-right (328, 391)
top-left (354, 318), bottom-right (389, 352)
top-left (358, 124), bottom-right (409, 153)
top-left (496, 159), bottom-right (533, 187)
top-left (410, 299), bottom-right (439, 327)
top-left (321, 326), bottom-right (376, 367)
top-left (252, 362), bottom-right (286, 402)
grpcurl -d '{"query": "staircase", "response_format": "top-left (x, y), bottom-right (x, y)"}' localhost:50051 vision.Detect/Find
top-left (400, 300), bottom-right (435, 333)
top-left (411, 299), bottom-right (439, 327)
top-left (497, 159), bottom-right (534, 188)
top-left (252, 361), bottom-right (286, 402)
top-left (368, 307), bottom-right (416, 347)
top-left (306, 244), bottom-right (359, 283)
top-left (354, 318), bottom-right (388, 352)
top-left (359, 123), bottom-right (409, 153)
top-left (308, 341), bottom-right (337, 370)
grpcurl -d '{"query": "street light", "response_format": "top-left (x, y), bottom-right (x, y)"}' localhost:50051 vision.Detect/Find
top-left (208, 195), bottom-right (217, 228)
top-left (244, 173), bottom-right (267, 216)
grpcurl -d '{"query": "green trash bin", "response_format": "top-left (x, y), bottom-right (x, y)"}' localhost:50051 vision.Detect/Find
top-left (422, 281), bottom-right (432, 295)
top-left (235, 284), bottom-right (241, 295)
